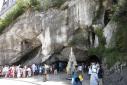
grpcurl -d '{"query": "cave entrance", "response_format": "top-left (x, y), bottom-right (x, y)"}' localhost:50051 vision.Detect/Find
top-left (51, 61), bottom-right (67, 72)
top-left (85, 55), bottom-right (101, 66)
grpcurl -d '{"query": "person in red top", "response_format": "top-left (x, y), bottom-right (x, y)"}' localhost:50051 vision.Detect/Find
top-left (8, 67), bottom-right (13, 77)
top-left (11, 65), bottom-right (16, 78)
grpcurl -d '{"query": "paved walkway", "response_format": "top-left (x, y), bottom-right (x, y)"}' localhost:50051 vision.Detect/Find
top-left (0, 73), bottom-right (89, 85)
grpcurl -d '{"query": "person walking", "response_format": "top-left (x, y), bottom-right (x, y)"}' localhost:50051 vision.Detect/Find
top-left (72, 65), bottom-right (78, 85)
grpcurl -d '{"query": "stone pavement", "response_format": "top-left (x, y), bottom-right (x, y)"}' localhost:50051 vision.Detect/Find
top-left (0, 73), bottom-right (89, 85)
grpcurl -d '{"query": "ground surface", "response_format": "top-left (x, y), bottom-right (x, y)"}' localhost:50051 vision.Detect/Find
top-left (0, 73), bottom-right (89, 85)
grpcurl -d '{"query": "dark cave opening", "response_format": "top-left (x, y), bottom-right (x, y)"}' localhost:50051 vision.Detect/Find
top-left (85, 55), bottom-right (101, 66)
top-left (104, 10), bottom-right (111, 26)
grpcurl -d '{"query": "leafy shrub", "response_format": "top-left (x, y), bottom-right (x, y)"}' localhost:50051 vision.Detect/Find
top-left (41, 0), bottom-right (66, 10)
top-left (0, 0), bottom-right (41, 34)
top-left (88, 27), bottom-right (127, 68)
top-left (95, 28), bottom-right (106, 47)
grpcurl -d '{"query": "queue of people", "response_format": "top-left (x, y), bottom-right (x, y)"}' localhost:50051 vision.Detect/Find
top-left (0, 61), bottom-right (104, 85)
top-left (0, 63), bottom-right (61, 79)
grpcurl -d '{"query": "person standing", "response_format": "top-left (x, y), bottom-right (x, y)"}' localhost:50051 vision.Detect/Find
top-left (39, 65), bottom-right (43, 75)
top-left (22, 65), bottom-right (27, 78)
top-left (3, 65), bottom-right (9, 78)
top-left (16, 65), bottom-right (21, 78)
top-left (90, 63), bottom-right (99, 85)
top-left (27, 66), bottom-right (32, 77)
top-left (43, 64), bottom-right (48, 82)
top-left (88, 65), bottom-right (92, 79)
top-left (31, 64), bottom-right (36, 76)
top-left (98, 65), bottom-right (104, 85)
top-left (11, 65), bottom-right (16, 78)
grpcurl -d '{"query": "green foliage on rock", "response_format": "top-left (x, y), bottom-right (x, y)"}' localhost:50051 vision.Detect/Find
top-left (69, 28), bottom-right (87, 47)
top-left (0, 0), bottom-right (41, 34)
top-left (95, 28), bottom-right (106, 47)
top-left (88, 27), bottom-right (127, 68)
top-left (41, 0), bottom-right (66, 11)
top-left (88, 46), bottom-right (127, 68)
top-left (115, 24), bottom-right (127, 51)
top-left (113, 4), bottom-right (127, 52)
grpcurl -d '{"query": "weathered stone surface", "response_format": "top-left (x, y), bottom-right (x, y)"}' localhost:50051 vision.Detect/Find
top-left (0, 0), bottom-right (106, 65)
top-left (61, 47), bottom-right (87, 61)
top-left (104, 67), bottom-right (127, 85)
top-left (104, 21), bottom-right (117, 47)
top-left (68, 0), bottom-right (104, 28)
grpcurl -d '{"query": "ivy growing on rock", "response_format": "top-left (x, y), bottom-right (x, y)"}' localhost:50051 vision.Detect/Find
top-left (0, 0), bottom-right (41, 34)
top-left (41, 0), bottom-right (67, 11)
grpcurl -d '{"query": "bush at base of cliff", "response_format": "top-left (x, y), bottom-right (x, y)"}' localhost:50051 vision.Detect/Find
top-left (88, 46), bottom-right (127, 68)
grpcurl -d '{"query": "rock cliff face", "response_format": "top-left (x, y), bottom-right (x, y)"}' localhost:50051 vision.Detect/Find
top-left (0, 0), bottom-right (127, 84)
top-left (104, 0), bottom-right (127, 50)
top-left (0, 0), bottom-right (105, 65)
top-left (0, 0), bottom-right (114, 65)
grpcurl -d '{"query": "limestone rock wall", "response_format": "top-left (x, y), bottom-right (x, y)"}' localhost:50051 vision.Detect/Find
top-left (0, 0), bottom-right (105, 65)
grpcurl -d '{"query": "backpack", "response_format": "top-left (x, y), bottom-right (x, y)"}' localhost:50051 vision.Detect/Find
top-left (98, 68), bottom-right (103, 79)
top-left (79, 74), bottom-right (83, 81)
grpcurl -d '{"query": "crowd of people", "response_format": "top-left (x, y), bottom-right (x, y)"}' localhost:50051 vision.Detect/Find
top-left (70, 62), bottom-right (103, 85)
top-left (0, 63), bottom-right (65, 79)
top-left (0, 61), bottom-right (103, 85)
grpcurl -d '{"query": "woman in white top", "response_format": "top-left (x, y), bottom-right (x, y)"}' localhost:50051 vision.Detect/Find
top-left (16, 65), bottom-right (22, 78)
top-left (90, 63), bottom-right (99, 85)
top-left (27, 67), bottom-right (32, 77)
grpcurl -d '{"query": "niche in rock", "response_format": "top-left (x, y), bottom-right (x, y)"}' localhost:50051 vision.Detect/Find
top-left (21, 39), bottom-right (32, 51)
top-left (88, 28), bottom-right (95, 48)
top-left (104, 10), bottom-right (111, 26)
